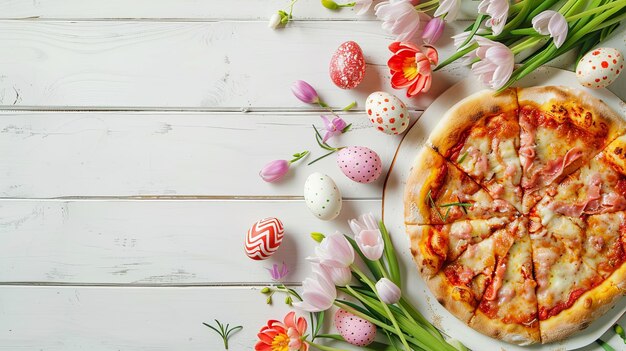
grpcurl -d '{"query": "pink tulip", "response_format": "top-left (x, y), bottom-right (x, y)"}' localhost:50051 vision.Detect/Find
top-left (375, 0), bottom-right (425, 42)
top-left (349, 213), bottom-right (384, 261)
top-left (314, 232), bottom-right (355, 268)
top-left (320, 115), bottom-right (348, 142)
top-left (291, 80), bottom-right (320, 104)
top-left (376, 277), bottom-right (401, 304)
top-left (477, 0), bottom-right (509, 35)
top-left (422, 17), bottom-right (445, 45)
top-left (532, 10), bottom-right (568, 48)
top-left (322, 263), bottom-right (352, 286)
top-left (433, 0), bottom-right (460, 21)
top-left (471, 36), bottom-right (514, 90)
top-left (259, 159), bottom-right (290, 182)
top-left (354, 0), bottom-right (373, 15)
top-left (293, 267), bottom-right (337, 312)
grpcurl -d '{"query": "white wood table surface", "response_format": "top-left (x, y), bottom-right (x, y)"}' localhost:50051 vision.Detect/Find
top-left (0, 1), bottom-right (624, 350)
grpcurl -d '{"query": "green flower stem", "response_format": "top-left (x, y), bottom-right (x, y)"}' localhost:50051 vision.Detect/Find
top-left (593, 12), bottom-right (626, 32)
top-left (379, 220), bottom-right (401, 288)
top-left (566, 0), bottom-right (626, 22)
top-left (526, 0), bottom-right (562, 21)
top-left (510, 36), bottom-right (544, 54)
top-left (339, 2), bottom-right (356, 7)
top-left (317, 100), bottom-right (329, 108)
top-left (341, 101), bottom-right (356, 111)
top-left (350, 266), bottom-right (412, 351)
top-left (435, 43), bottom-right (478, 71)
top-left (398, 297), bottom-right (445, 341)
top-left (373, 259), bottom-right (390, 280)
top-left (289, 151), bottom-right (310, 164)
top-left (305, 340), bottom-right (350, 351)
top-left (414, 0), bottom-right (438, 10)
top-left (501, 0), bottom-right (532, 34)
top-left (557, 0), bottom-right (580, 15)
top-left (597, 339), bottom-right (617, 351)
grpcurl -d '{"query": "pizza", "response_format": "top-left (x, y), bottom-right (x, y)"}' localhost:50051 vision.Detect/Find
top-left (404, 86), bottom-right (626, 345)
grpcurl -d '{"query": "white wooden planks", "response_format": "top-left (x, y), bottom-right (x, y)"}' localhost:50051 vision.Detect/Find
top-left (0, 111), bottom-right (418, 198)
top-left (0, 286), bottom-right (293, 351)
top-left (0, 20), bottom-right (470, 109)
top-left (0, 0), bottom-right (482, 20)
top-left (0, 199), bottom-right (381, 284)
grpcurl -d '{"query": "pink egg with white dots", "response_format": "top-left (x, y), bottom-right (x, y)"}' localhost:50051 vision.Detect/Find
top-left (576, 47), bottom-right (623, 89)
top-left (366, 91), bottom-right (410, 135)
top-left (336, 146), bottom-right (382, 183)
top-left (334, 309), bottom-right (376, 346)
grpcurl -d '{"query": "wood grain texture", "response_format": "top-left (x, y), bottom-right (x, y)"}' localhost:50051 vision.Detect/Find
top-left (0, 286), bottom-right (294, 351)
top-left (0, 111), bottom-right (418, 198)
top-left (0, 199), bottom-right (381, 284)
top-left (0, 20), bottom-right (472, 109)
top-left (0, 0), bottom-right (482, 20)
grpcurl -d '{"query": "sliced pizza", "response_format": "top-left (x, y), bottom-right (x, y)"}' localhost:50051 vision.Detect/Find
top-left (405, 147), bottom-right (517, 225)
top-left (429, 88), bottom-right (523, 211)
top-left (406, 217), bottom-right (510, 279)
top-left (517, 86), bottom-right (626, 213)
top-left (469, 220), bottom-right (540, 345)
top-left (426, 219), bottom-right (520, 323)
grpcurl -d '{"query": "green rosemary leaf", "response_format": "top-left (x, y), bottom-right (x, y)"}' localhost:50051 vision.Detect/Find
top-left (457, 151), bottom-right (469, 164)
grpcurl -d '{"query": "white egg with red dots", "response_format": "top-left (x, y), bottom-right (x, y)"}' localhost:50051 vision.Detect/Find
top-left (303, 172), bottom-right (342, 221)
top-left (576, 47), bottom-right (623, 89)
top-left (365, 91), bottom-right (410, 135)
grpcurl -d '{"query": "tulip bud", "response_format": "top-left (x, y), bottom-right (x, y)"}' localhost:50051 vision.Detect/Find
top-left (260, 287), bottom-right (271, 294)
top-left (268, 13), bottom-right (282, 29)
top-left (615, 324), bottom-right (626, 342)
top-left (311, 232), bottom-right (326, 243)
top-left (285, 296), bottom-right (293, 306)
top-left (422, 17), bottom-right (445, 45)
top-left (376, 277), bottom-right (401, 304)
top-left (291, 80), bottom-right (320, 104)
top-left (266, 296), bottom-right (272, 304)
top-left (259, 159), bottom-right (290, 182)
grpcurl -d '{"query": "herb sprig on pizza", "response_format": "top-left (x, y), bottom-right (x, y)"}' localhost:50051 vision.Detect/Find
top-left (404, 86), bottom-right (626, 345)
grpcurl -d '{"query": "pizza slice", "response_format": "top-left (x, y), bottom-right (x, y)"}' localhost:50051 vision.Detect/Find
top-left (405, 147), bottom-right (517, 225)
top-left (469, 219), bottom-right (541, 345)
top-left (406, 217), bottom-right (510, 279)
top-left (429, 88), bottom-right (523, 212)
top-left (517, 86), bottom-right (626, 213)
top-left (533, 134), bottom-right (626, 218)
top-left (528, 208), bottom-right (606, 343)
top-left (582, 211), bottom-right (626, 279)
top-left (426, 220), bottom-right (519, 323)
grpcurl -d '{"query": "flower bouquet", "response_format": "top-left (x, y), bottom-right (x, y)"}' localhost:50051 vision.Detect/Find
top-left (257, 214), bottom-right (464, 351)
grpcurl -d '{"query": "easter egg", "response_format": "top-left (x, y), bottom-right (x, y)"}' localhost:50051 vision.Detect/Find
top-left (576, 47), bottom-right (623, 89)
top-left (365, 91), bottom-right (410, 135)
top-left (304, 172), bottom-right (342, 220)
top-left (336, 146), bottom-right (382, 183)
top-left (244, 217), bottom-right (284, 260)
top-left (334, 309), bottom-right (376, 346)
top-left (329, 41), bottom-right (366, 89)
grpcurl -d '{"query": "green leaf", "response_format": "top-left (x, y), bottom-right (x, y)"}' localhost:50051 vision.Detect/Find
top-left (596, 339), bottom-right (617, 351)
top-left (457, 151), bottom-right (468, 164)
top-left (458, 14), bottom-right (486, 49)
top-left (379, 220), bottom-right (401, 288)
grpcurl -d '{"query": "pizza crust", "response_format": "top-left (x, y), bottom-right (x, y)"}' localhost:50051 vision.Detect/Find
top-left (428, 88), bottom-right (518, 156)
top-left (469, 309), bottom-right (540, 346)
top-left (517, 86), bottom-right (626, 140)
top-left (404, 147), bottom-right (445, 225)
top-left (427, 272), bottom-right (478, 324)
top-left (540, 261), bottom-right (626, 343)
top-left (406, 224), bottom-right (439, 279)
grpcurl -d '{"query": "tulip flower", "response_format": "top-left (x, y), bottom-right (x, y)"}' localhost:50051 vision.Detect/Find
top-left (422, 17), bottom-right (445, 45)
top-left (259, 151), bottom-right (309, 182)
top-left (354, 0), bottom-right (373, 15)
top-left (477, 0), bottom-right (509, 35)
top-left (266, 262), bottom-right (289, 281)
top-left (471, 36), bottom-right (514, 90)
top-left (388, 41), bottom-right (439, 97)
top-left (254, 311), bottom-right (309, 351)
top-left (376, 277), bottom-right (401, 304)
top-left (375, 0), bottom-right (424, 42)
top-left (291, 80), bottom-right (327, 106)
top-left (349, 213), bottom-right (384, 261)
top-left (320, 115), bottom-right (349, 142)
top-left (319, 263), bottom-right (352, 286)
top-left (293, 268), bottom-right (337, 312)
top-left (314, 232), bottom-right (355, 268)
top-left (532, 10), bottom-right (568, 48)
top-left (433, 0), bottom-right (460, 21)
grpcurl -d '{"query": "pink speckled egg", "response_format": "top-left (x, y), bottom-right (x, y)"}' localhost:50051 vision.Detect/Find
top-left (329, 41), bottom-right (366, 89)
top-left (336, 146), bottom-right (382, 183)
top-left (366, 91), bottom-right (410, 135)
top-left (576, 47), bottom-right (623, 89)
top-left (334, 309), bottom-right (376, 346)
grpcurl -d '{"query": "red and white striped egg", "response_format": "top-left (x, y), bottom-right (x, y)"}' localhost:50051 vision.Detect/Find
top-left (576, 47), bottom-right (623, 89)
top-left (334, 309), bottom-right (376, 346)
top-left (329, 41), bottom-right (366, 89)
top-left (244, 217), bottom-right (284, 260)
top-left (366, 91), bottom-right (410, 135)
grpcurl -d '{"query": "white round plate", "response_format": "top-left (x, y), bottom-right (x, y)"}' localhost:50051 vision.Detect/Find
top-left (382, 66), bottom-right (626, 351)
